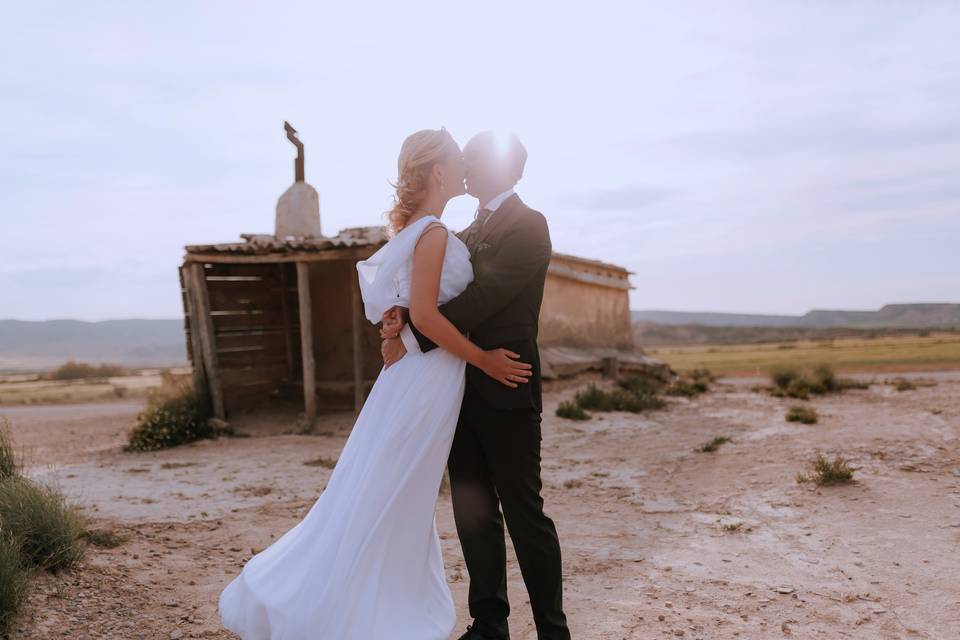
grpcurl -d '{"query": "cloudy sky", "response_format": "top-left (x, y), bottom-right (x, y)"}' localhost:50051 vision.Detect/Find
top-left (2, 1), bottom-right (958, 321)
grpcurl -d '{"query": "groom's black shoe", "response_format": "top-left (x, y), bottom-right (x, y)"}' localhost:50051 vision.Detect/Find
top-left (456, 623), bottom-right (508, 640)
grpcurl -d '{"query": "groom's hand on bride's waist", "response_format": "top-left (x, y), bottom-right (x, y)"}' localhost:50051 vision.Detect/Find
top-left (381, 336), bottom-right (406, 369)
top-left (380, 306), bottom-right (410, 369)
top-left (379, 306), bottom-right (407, 339)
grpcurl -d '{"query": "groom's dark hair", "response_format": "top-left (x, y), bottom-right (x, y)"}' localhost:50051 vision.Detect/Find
top-left (470, 131), bottom-right (528, 184)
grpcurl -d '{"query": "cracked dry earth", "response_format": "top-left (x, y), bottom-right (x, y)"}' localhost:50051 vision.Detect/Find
top-left (5, 371), bottom-right (960, 639)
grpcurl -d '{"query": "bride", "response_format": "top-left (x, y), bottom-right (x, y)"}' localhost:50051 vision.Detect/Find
top-left (218, 128), bottom-right (532, 640)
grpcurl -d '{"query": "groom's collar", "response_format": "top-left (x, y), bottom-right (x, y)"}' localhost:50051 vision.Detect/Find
top-left (480, 188), bottom-right (516, 213)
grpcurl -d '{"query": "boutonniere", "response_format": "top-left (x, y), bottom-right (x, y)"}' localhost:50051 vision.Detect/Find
top-left (474, 241), bottom-right (492, 253)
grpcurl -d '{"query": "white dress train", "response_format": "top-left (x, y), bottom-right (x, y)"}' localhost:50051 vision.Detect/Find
top-left (218, 216), bottom-right (474, 639)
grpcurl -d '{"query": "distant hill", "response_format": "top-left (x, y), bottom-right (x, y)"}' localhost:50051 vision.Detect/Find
top-left (0, 319), bottom-right (187, 372)
top-left (632, 304), bottom-right (960, 329)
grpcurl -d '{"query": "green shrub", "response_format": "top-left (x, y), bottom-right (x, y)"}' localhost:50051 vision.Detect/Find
top-left (665, 379), bottom-right (709, 397)
top-left (80, 528), bottom-right (127, 549)
top-left (769, 364), bottom-right (867, 398)
top-left (616, 376), bottom-right (661, 396)
top-left (688, 368), bottom-right (715, 383)
top-left (0, 420), bottom-right (18, 481)
top-left (574, 383), bottom-right (665, 414)
top-left (0, 534), bottom-right (27, 631)
top-left (770, 366), bottom-right (800, 390)
top-left (125, 373), bottom-right (213, 452)
top-left (556, 401), bottom-right (590, 421)
top-left (894, 379), bottom-right (917, 392)
top-left (0, 478), bottom-right (85, 571)
top-left (695, 436), bottom-right (731, 453)
top-left (796, 452), bottom-right (855, 486)
top-left (811, 364), bottom-right (837, 392)
top-left (781, 379), bottom-right (809, 399)
top-left (786, 405), bottom-right (818, 424)
top-left (610, 388), bottom-right (666, 412)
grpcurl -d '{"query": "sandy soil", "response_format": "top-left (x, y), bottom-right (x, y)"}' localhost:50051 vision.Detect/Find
top-left (5, 371), bottom-right (960, 640)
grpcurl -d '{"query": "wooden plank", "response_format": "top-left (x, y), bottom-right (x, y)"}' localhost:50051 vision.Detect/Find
top-left (185, 247), bottom-right (378, 265)
top-left (351, 271), bottom-right (365, 414)
top-left (279, 263), bottom-right (296, 379)
top-left (202, 262), bottom-right (285, 279)
top-left (207, 287), bottom-right (286, 312)
top-left (217, 350), bottom-right (290, 369)
top-left (296, 262), bottom-right (316, 428)
top-left (211, 311), bottom-right (298, 331)
top-left (213, 331), bottom-right (289, 350)
top-left (221, 364), bottom-right (289, 386)
top-left (188, 263), bottom-right (226, 419)
top-left (180, 265), bottom-right (206, 391)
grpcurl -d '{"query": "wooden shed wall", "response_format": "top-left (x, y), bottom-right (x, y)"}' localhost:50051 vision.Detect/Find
top-left (181, 258), bottom-right (383, 415)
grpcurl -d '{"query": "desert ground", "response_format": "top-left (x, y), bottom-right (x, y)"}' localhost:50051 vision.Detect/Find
top-left (5, 369), bottom-right (960, 640)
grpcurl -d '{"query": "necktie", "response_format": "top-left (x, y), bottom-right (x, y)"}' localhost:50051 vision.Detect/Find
top-left (464, 208), bottom-right (493, 251)
top-left (476, 208), bottom-right (494, 226)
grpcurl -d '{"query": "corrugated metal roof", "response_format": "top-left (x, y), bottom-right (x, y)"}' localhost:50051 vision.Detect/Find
top-left (184, 226), bottom-right (389, 255)
top-left (184, 228), bottom-right (633, 280)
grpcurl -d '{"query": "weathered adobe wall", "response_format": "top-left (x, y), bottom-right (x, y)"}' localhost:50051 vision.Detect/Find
top-left (539, 272), bottom-right (633, 349)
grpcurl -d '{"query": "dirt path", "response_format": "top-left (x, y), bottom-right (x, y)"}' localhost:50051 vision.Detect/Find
top-left (7, 373), bottom-right (960, 639)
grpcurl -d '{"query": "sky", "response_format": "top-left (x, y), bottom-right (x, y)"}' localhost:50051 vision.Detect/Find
top-left (2, 1), bottom-right (958, 321)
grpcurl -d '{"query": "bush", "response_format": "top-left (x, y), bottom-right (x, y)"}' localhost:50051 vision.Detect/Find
top-left (770, 366), bottom-right (800, 390)
top-left (125, 373), bottom-right (213, 452)
top-left (48, 361), bottom-right (129, 380)
top-left (695, 436), bottom-right (731, 453)
top-left (556, 401), bottom-right (590, 421)
top-left (0, 420), bottom-right (18, 481)
top-left (786, 405), bottom-right (818, 424)
top-left (688, 368), bottom-right (715, 383)
top-left (80, 528), bottom-right (127, 549)
top-left (769, 364), bottom-right (867, 399)
top-left (616, 376), bottom-right (661, 396)
top-left (574, 383), bottom-right (666, 414)
top-left (0, 534), bottom-right (27, 631)
top-left (796, 452), bottom-right (855, 486)
top-left (811, 364), bottom-right (837, 392)
top-left (0, 478), bottom-right (85, 571)
top-left (665, 379), bottom-right (709, 397)
top-left (894, 379), bottom-right (917, 392)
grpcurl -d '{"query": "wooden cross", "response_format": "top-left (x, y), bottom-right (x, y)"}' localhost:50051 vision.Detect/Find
top-left (284, 120), bottom-right (305, 182)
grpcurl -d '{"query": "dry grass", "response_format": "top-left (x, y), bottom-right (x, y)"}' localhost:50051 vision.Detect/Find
top-left (303, 456), bottom-right (338, 469)
top-left (695, 436), bottom-right (732, 453)
top-left (46, 361), bottom-right (130, 381)
top-left (79, 528), bottom-right (127, 549)
top-left (648, 333), bottom-right (960, 376)
top-left (556, 401), bottom-right (590, 421)
top-left (796, 452), bottom-right (856, 486)
top-left (786, 406), bottom-right (819, 424)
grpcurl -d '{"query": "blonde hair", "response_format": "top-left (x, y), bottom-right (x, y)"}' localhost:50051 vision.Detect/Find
top-left (387, 128), bottom-right (458, 235)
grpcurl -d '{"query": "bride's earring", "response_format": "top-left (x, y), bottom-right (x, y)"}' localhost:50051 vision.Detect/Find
top-left (438, 177), bottom-right (445, 193)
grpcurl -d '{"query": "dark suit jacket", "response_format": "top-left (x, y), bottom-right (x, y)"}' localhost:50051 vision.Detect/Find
top-left (409, 193), bottom-right (551, 412)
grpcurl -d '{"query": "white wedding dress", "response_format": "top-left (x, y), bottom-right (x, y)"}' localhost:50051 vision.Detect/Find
top-left (218, 216), bottom-right (474, 639)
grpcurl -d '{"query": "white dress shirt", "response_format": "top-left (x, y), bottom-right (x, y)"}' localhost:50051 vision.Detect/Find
top-left (480, 188), bottom-right (515, 221)
top-left (398, 188), bottom-right (518, 355)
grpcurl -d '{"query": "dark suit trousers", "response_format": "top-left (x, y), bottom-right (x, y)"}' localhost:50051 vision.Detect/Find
top-left (448, 392), bottom-right (570, 640)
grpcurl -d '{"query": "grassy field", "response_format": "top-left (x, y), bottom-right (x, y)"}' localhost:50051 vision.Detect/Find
top-left (0, 369), bottom-right (190, 406)
top-left (647, 332), bottom-right (960, 376)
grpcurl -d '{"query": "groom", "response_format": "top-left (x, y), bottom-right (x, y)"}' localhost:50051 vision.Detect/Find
top-left (380, 131), bottom-right (571, 640)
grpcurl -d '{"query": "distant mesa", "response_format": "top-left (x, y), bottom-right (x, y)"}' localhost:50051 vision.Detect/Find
top-left (631, 303), bottom-right (960, 329)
